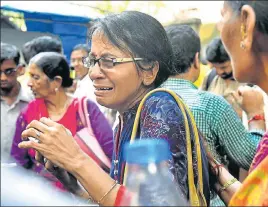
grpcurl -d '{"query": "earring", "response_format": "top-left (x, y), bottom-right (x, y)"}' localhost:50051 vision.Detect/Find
top-left (241, 25), bottom-right (246, 39)
top-left (240, 41), bottom-right (246, 50)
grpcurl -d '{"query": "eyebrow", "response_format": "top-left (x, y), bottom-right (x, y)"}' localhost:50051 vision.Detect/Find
top-left (89, 52), bottom-right (118, 59)
top-left (101, 52), bottom-right (118, 58)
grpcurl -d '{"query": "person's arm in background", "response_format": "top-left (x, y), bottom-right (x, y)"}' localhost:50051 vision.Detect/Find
top-left (212, 95), bottom-right (265, 170)
top-left (232, 85), bottom-right (266, 131)
top-left (210, 161), bottom-right (242, 205)
top-left (11, 113), bottom-right (34, 169)
top-left (87, 99), bottom-right (114, 161)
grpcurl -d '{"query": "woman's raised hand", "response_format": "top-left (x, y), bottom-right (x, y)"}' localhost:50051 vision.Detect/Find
top-left (19, 117), bottom-right (84, 172)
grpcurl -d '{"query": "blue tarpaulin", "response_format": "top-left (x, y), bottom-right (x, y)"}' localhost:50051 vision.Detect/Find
top-left (1, 5), bottom-right (92, 62)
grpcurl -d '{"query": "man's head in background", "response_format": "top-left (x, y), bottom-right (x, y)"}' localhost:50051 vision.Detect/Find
top-left (70, 44), bottom-right (90, 80)
top-left (1, 42), bottom-right (24, 96)
top-left (165, 24), bottom-right (201, 82)
top-left (22, 36), bottom-right (63, 65)
top-left (206, 37), bottom-right (233, 80)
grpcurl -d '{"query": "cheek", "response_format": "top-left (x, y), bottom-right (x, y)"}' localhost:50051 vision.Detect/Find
top-left (37, 80), bottom-right (51, 93)
top-left (220, 24), bottom-right (233, 55)
top-left (115, 70), bottom-right (141, 96)
top-left (105, 67), bottom-right (143, 108)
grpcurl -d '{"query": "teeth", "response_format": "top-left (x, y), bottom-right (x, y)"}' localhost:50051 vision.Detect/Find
top-left (97, 88), bottom-right (112, 91)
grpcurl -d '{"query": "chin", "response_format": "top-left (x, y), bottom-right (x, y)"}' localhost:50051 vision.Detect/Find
top-left (96, 97), bottom-right (109, 107)
top-left (96, 97), bottom-right (117, 110)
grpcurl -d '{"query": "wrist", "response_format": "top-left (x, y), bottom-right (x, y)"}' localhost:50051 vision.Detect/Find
top-left (67, 150), bottom-right (89, 174)
top-left (248, 113), bottom-right (265, 125)
top-left (247, 112), bottom-right (265, 120)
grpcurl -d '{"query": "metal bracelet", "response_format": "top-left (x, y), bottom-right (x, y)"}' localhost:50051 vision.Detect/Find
top-left (97, 180), bottom-right (118, 205)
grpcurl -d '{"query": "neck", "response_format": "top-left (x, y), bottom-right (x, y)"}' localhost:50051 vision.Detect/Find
top-left (1, 82), bottom-right (21, 106)
top-left (45, 88), bottom-right (69, 113)
top-left (170, 70), bottom-right (196, 83)
top-left (252, 54), bottom-right (268, 94)
top-left (118, 86), bottom-right (153, 116)
top-left (256, 74), bottom-right (268, 94)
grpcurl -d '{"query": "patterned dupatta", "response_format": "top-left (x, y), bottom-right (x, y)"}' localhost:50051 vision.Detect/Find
top-left (229, 156), bottom-right (268, 206)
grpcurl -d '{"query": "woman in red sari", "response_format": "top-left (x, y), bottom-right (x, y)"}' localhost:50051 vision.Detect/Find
top-left (11, 52), bottom-right (113, 190)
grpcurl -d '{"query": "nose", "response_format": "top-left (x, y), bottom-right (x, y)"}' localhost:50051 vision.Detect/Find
top-left (215, 68), bottom-right (224, 76)
top-left (72, 61), bottom-right (79, 68)
top-left (72, 59), bottom-right (83, 68)
top-left (27, 78), bottom-right (33, 88)
top-left (88, 64), bottom-right (105, 81)
top-left (0, 72), bottom-right (8, 81)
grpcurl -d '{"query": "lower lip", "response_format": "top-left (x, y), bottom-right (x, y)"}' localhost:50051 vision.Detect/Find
top-left (94, 88), bottom-right (113, 96)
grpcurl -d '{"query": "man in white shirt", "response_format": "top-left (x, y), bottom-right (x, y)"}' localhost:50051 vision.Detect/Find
top-left (70, 44), bottom-right (93, 98)
top-left (1, 43), bottom-right (34, 163)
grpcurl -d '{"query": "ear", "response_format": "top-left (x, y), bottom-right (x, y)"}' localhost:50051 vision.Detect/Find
top-left (240, 5), bottom-right (256, 50)
top-left (17, 65), bottom-right (25, 76)
top-left (193, 52), bottom-right (200, 71)
top-left (142, 62), bottom-right (159, 86)
top-left (52, 76), bottom-right (63, 88)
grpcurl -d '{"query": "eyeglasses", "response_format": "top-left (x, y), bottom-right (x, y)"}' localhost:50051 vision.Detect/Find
top-left (0, 68), bottom-right (17, 76)
top-left (82, 56), bottom-right (144, 70)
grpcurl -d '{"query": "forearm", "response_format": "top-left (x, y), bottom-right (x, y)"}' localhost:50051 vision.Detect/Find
top-left (217, 108), bottom-right (263, 169)
top-left (213, 166), bottom-right (242, 205)
top-left (69, 152), bottom-right (120, 206)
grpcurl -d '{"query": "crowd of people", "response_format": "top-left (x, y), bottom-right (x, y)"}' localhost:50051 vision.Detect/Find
top-left (1, 1), bottom-right (267, 206)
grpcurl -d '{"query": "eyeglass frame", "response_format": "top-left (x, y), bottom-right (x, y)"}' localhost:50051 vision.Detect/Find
top-left (82, 55), bottom-right (144, 70)
top-left (0, 67), bottom-right (18, 76)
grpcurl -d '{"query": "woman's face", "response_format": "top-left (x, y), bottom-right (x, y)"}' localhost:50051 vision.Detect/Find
top-left (27, 63), bottom-right (55, 99)
top-left (219, 2), bottom-right (257, 83)
top-left (89, 33), bottom-right (150, 113)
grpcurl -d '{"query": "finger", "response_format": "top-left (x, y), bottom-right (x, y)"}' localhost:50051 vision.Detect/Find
top-left (26, 120), bottom-right (50, 133)
top-left (21, 128), bottom-right (44, 142)
top-left (237, 85), bottom-right (252, 95)
top-left (231, 91), bottom-right (241, 104)
top-left (39, 117), bottom-right (59, 127)
top-left (18, 140), bottom-right (40, 150)
top-left (35, 151), bottom-right (45, 165)
top-left (45, 160), bottom-right (55, 172)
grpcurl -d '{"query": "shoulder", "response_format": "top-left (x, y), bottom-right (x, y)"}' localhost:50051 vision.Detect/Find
top-left (142, 90), bottom-right (182, 116)
top-left (144, 90), bottom-right (177, 106)
top-left (199, 91), bottom-right (230, 112)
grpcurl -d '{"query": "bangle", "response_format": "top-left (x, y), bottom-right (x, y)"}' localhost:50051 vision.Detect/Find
top-left (248, 114), bottom-right (265, 124)
top-left (218, 178), bottom-right (238, 194)
top-left (97, 180), bottom-right (118, 205)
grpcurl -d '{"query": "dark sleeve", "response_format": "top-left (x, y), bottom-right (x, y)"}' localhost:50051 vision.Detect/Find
top-left (138, 92), bottom-right (189, 198)
top-left (10, 113), bottom-right (34, 169)
top-left (87, 100), bottom-right (114, 161)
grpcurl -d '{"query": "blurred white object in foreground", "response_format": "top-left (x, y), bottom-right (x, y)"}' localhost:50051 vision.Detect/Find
top-left (1, 163), bottom-right (96, 206)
